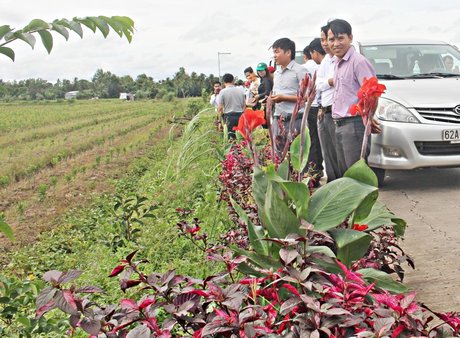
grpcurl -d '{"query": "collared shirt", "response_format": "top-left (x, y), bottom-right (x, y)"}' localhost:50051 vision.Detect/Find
top-left (219, 85), bottom-right (245, 114)
top-left (303, 59), bottom-right (319, 76)
top-left (304, 60), bottom-right (320, 107)
top-left (210, 93), bottom-right (220, 111)
top-left (316, 54), bottom-right (336, 107)
top-left (273, 60), bottom-right (308, 116)
top-left (332, 46), bottom-right (376, 118)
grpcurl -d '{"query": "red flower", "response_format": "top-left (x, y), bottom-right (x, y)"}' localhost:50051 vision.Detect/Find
top-left (233, 109), bottom-right (266, 139)
top-left (350, 77), bottom-right (386, 118)
top-left (352, 223), bottom-right (368, 231)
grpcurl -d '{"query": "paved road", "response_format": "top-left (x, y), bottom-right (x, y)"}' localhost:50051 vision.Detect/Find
top-left (379, 167), bottom-right (460, 312)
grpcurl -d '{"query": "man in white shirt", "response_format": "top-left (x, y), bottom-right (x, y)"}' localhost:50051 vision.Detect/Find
top-left (302, 46), bottom-right (319, 76)
top-left (311, 25), bottom-right (340, 182)
top-left (209, 81), bottom-right (222, 111)
top-left (304, 40), bottom-right (324, 185)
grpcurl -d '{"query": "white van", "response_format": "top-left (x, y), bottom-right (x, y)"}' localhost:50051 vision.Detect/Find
top-left (358, 39), bottom-right (460, 184)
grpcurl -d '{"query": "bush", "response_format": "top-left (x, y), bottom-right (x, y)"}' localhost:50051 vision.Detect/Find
top-left (162, 92), bottom-right (176, 102)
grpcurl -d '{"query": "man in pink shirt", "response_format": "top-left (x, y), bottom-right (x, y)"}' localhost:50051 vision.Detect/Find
top-left (327, 19), bottom-right (378, 177)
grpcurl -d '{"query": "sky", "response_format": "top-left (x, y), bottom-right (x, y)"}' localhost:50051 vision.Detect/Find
top-left (1, 0), bottom-right (460, 83)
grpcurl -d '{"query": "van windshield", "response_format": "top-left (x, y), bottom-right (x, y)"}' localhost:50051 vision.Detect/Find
top-left (360, 43), bottom-right (460, 78)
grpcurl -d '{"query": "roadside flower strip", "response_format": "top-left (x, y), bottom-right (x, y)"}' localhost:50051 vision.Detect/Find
top-left (350, 76), bottom-right (387, 159)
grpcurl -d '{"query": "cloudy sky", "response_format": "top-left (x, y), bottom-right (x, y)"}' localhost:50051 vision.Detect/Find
top-left (1, 0), bottom-right (459, 83)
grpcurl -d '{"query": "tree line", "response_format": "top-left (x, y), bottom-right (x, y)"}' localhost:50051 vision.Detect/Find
top-left (0, 67), bottom-right (219, 101)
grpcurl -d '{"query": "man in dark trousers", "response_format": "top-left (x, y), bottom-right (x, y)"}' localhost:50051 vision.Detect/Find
top-left (218, 73), bottom-right (246, 139)
top-left (327, 19), bottom-right (378, 176)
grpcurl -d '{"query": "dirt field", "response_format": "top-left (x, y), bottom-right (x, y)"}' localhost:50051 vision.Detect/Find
top-left (0, 100), bottom-right (179, 258)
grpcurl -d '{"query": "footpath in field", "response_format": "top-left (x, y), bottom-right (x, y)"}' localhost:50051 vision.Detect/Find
top-left (380, 167), bottom-right (460, 312)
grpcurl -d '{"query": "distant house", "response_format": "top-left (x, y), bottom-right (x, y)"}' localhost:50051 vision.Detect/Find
top-left (119, 92), bottom-right (134, 101)
top-left (64, 91), bottom-right (79, 100)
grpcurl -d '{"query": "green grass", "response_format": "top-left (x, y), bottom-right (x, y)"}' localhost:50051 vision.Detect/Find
top-left (1, 98), bottom-right (227, 336)
top-left (3, 101), bottom-right (227, 284)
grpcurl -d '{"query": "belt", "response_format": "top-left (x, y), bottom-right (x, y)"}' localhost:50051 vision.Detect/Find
top-left (275, 113), bottom-right (303, 122)
top-left (333, 115), bottom-right (362, 126)
top-left (321, 105), bottom-right (332, 113)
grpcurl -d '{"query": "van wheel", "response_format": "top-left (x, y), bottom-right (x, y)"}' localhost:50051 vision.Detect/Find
top-left (371, 167), bottom-right (386, 187)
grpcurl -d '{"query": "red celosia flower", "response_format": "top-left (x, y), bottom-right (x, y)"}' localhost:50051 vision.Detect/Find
top-left (352, 223), bottom-right (368, 231)
top-left (233, 109), bottom-right (266, 139)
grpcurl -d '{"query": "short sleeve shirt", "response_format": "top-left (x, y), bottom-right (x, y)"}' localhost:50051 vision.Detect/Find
top-left (219, 86), bottom-right (245, 114)
top-left (273, 60), bottom-right (308, 116)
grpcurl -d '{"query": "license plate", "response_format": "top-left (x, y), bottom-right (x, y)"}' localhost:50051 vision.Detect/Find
top-left (442, 129), bottom-right (460, 141)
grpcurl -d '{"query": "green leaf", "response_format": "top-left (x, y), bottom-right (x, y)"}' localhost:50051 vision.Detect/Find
top-left (344, 159), bottom-right (378, 187)
top-left (68, 20), bottom-right (83, 38)
top-left (305, 245), bottom-right (336, 258)
top-left (51, 23), bottom-right (69, 40)
top-left (23, 19), bottom-right (50, 32)
top-left (278, 181), bottom-right (310, 220)
top-left (264, 165), bottom-right (310, 219)
top-left (0, 46), bottom-right (15, 61)
top-left (264, 181), bottom-right (300, 238)
top-left (13, 32), bottom-right (36, 49)
top-left (236, 262), bottom-right (264, 277)
top-left (77, 18), bottom-right (96, 32)
top-left (233, 247), bottom-right (282, 270)
top-left (306, 177), bottom-right (378, 231)
top-left (391, 217), bottom-right (406, 237)
top-left (358, 201), bottom-right (406, 236)
top-left (112, 16), bottom-right (135, 42)
top-left (290, 128), bottom-right (311, 173)
top-left (0, 216), bottom-right (14, 241)
top-left (231, 198), bottom-right (268, 256)
top-left (344, 160), bottom-right (379, 223)
top-left (329, 228), bottom-right (372, 267)
top-left (352, 189), bottom-right (378, 224)
top-left (0, 25), bottom-right (12, 40)
top-left (38, 30), bottom-right (53, 54)
top-left (88, 17), bottom-right (110, 38)
top-left (358, 268), bottom-right (408, 293)
top-left (277, 160), bottom-right (289, 180)
top-left (252, 166), bottom-right (268, 210)
top-left (101, 16), bottom-right (123, 38)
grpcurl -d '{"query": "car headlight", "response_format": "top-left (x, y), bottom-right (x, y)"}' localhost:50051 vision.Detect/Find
top-left (376, 98), bottom-right (420, 123)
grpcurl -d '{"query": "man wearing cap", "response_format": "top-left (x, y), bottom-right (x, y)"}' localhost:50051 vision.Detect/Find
top-left (271, 38), bottom-right (308, 154)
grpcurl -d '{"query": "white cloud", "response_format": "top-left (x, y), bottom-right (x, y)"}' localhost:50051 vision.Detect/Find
top-left (0, 0), bottom-right (459, 82)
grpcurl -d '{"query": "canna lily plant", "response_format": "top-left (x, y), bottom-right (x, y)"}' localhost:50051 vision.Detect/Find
top-left (230, 74), bottom-right (406, 292)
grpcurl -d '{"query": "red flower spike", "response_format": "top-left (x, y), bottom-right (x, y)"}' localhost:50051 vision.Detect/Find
top-left (349, 76), bottom-right (386, 118)
top-left (233, 109), bottom-right (266, 139)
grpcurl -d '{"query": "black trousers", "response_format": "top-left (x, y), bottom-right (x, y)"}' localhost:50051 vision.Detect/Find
top-left (307, 106), bottom-right (324, 176)
top-left (223, 112), bottom-right (243, 139)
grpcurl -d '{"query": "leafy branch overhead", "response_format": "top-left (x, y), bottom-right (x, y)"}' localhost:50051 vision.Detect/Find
top-left (0, 16), bottom-right (135, 61)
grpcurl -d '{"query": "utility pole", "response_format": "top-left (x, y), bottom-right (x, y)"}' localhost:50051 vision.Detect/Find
top-left (217, 51), bottom-right (231, 80)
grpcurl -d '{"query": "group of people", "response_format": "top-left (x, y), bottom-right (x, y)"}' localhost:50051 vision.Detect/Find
top-left (213, 18), bottom-right (379, 186)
